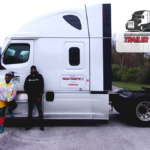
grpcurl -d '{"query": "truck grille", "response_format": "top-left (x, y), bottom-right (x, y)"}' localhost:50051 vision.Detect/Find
top-left (128, 21), bottom-right (134, 28)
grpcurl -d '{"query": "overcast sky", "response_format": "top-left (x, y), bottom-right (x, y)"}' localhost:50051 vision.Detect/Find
top-left (0, 0), bottom-right (150, 47)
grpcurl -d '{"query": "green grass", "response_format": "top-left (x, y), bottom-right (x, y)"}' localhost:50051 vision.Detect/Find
top-left (112, 81), bottom-right (150, 90)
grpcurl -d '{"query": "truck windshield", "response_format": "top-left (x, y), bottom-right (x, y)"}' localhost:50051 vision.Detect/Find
top-left (132, 14), bottom-right (144, 19)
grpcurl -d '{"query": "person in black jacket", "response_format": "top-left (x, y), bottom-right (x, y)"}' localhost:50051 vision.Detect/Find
top-left (24, 65), bottom-right (44, 131)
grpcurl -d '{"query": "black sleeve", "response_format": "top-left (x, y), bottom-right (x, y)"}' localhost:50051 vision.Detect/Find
top-left (24, 76), bottom-right (29, 94)
top-left (39, 74), bottom-right (44, 98)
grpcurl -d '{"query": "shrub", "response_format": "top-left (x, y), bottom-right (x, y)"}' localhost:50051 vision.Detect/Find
top-left (137, 63), bottom-right (150, 84)
top-left (112, 64), bottom-right (121, 81)
top-left (121, 67), bottom-right (140, 82)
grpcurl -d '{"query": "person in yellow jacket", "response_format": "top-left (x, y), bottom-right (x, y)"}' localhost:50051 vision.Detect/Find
top-left (0, 73), bottom-right (17, 133)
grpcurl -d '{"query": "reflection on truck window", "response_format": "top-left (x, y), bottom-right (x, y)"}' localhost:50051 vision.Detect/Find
top-left (3, 44), bottom-right (30, 64)
top-left (69, 47), bottom-right (80, 66)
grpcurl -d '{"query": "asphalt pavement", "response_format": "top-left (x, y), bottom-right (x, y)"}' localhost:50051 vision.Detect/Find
top-left (0, 86), bottom-right (150, 150)
top-left (0, 109), bottom-right (150, 150)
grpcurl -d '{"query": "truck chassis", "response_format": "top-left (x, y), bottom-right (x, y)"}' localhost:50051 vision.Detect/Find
top-left (110, 87), bottom-right (150, 126)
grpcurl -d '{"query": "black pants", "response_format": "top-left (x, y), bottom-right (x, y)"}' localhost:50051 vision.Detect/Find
top-left (27, 95), bottom-right (43, 127)
top-left (7, 100), bottom-right (17, 113)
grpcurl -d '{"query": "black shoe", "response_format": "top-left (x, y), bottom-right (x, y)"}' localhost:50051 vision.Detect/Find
top-left (25, 126), bottom-right (31, 130)
top-left (40, 126), bottom-right (44, 131)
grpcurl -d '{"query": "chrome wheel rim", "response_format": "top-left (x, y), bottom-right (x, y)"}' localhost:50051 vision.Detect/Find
top-left (136, 101), bottom-right (150, 121)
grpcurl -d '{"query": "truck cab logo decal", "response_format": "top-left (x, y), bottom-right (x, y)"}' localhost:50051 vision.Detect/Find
top-left (60, 75), bottom-right (86, 88)
top-left (62, 78), bottom-right (84, 80)
top-left (9, 72), bottom-right (20, 83)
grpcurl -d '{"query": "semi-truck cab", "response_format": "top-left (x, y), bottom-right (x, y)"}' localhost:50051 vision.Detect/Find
top-left (0, 4), bottom-right (150, 126)
top-left (0, 4), bottom-right (111, 122)
top-left (125, 10), bottom-right (150, 31)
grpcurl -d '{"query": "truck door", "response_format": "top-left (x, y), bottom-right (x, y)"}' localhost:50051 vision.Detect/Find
top-left (34, 38), bottom-right (90, 119)
top-left (0, 40), bottom-right (38, 117)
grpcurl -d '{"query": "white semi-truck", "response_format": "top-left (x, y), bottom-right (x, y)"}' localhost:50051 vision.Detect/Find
top-left (0, 4), bottom-right (150, 126)
top-left (126, 10), bottom-right (150, 31)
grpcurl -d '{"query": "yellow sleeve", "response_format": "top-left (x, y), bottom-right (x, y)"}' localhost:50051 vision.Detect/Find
top-left (0, 101), bottom-right (6, 108)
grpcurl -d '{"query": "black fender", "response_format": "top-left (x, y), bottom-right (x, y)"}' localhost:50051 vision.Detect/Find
top-left (112, 90), bottom-right (132, 114)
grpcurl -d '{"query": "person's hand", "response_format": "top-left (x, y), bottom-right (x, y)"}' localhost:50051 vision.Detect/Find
top-left (37, 98), bottom-right (41, 103)
top-left (1, 98), bottom-right (6, 102)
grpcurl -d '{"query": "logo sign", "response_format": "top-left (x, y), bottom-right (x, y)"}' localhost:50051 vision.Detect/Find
top-left (116, 10), bottom-right (150, 52)
top-left (60, 75), bottom-right (86, 88)
top-left (9, 71), bottom-right (20, 83)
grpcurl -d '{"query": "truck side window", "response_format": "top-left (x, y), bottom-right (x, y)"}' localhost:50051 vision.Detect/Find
top-left (3, 44), bottom-right (30, 64)
top-left (63, 15), bottom-right (82, 30)
top-left (69, 47), bottom-right (80, 66)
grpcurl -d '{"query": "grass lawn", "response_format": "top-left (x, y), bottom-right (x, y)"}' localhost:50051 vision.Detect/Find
top-left (112, 81), bottom-right (150, 90)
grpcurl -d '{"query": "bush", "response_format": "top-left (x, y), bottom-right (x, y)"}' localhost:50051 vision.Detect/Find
top-left (112, 64), bottom-right (122, 81)
top-left (112, 63), bottom-right (150, 83)
top-left (121, 67), bottom-right (140, 82)
top-left (137, 63), bottom-right (150, 84)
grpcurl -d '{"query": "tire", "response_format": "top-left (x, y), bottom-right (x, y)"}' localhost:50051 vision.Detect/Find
top-left (128, 94), bottom-right (150, 126)
top-left (140, 25), bottom-right (144, 31)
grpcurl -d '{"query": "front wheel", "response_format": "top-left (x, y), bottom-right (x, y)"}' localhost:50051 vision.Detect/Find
top-left (129, 95), bottom-right (150, 126)
top-left (140, 25), bottom-right (144, 31)
top-left (136, 101), bottom-right (150, 122)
